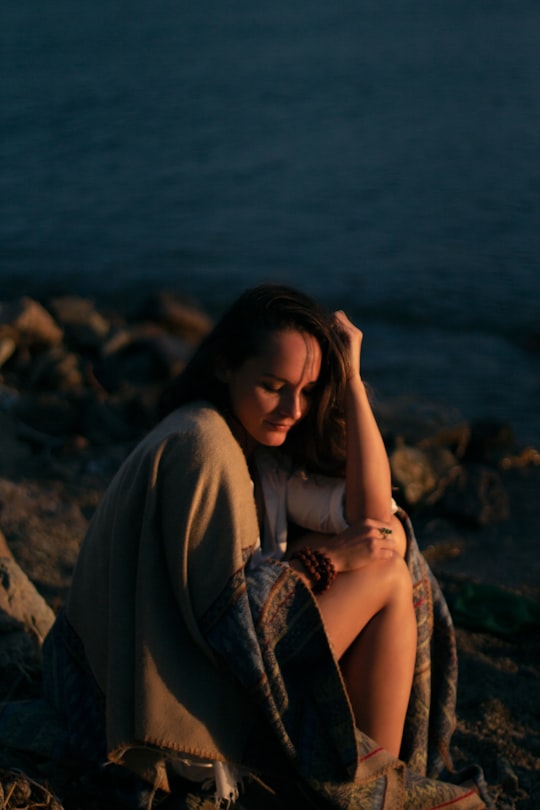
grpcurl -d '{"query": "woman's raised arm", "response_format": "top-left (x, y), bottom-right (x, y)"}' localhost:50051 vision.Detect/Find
top-left (334, 311), bottom-right (392, 525)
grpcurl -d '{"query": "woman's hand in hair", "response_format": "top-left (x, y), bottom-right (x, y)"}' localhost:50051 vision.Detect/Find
top-left (332, 310), bottom-right (363, 381)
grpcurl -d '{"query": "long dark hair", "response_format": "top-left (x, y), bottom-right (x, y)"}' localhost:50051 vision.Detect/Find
top-left (159, 284), bottom-right (348, 473)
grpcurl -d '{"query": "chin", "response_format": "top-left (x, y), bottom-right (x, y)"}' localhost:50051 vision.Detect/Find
top-left (259, 432), bottom-right (287, 447)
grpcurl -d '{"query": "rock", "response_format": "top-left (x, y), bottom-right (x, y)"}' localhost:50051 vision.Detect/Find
top-left (390, 444), bottom-right (438, 505)
top-left (14, 393), bottom-right (80, 439)
top-left (0, 555), bottom-right (55, 694)
top-left (437, 464), bottom-right (510, 526)
top-left (48, 295), bottom-right (111, 351)
top-left (0, 384), bottom-right (19, 412)
top-left (0, 528), bottom-right (13, 559)
top-left (100, 326), bottom-right (134, 357)
top-left (0, 412), bottom-right (33, 475)
top-left (376, 395), bottom-right (466, 448)
top-left (0, 331), bottom-right (17, 369)
top-left (143, 331), bottom-right (194, 378)
top-left (80, 396), bottom-right (143, 444)
top-left (26, 346), bottom-right (85, 392)
top-left (499, 447), bottom-right (540, 470)
top-left (0, 479), bottom-right (89, 602)
top-left (390, 442), bottom-right (459, 507)
top-left (139, 290), bottom-right (213, 342)
top-left (95, 339), bottom-right (161, 390)
top-left (0, 555), bottom-right (54, 643)
top-left (95, 323), bottom-right (192, 390)
top-left (465, 418), bottom-right (516, 464)
top-left (0, 297), bottom-right (63, 349)
top-left (418, 421), bottom-right (472, 460)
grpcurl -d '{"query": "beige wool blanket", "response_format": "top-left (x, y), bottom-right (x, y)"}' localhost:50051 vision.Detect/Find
top-left (66, 403), bottom-right (261, 788)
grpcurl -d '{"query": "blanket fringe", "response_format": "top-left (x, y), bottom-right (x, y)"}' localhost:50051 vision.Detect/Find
top-left (202, 761), bottom-right (244, 808)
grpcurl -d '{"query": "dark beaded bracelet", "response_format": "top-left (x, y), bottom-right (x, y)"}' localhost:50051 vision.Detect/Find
top-left (290, 546), bottom-right (337, 595)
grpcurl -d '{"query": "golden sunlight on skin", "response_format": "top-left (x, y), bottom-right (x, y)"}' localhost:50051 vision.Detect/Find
top-left (223, 329), bottom-right (322, 453)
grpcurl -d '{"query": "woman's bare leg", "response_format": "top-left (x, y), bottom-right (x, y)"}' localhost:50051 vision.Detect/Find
top-left (317, 556), bottom-right (416, 757)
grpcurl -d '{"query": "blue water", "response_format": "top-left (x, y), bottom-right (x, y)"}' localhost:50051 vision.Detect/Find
top-left (2, 0), bottom-right (539, 443)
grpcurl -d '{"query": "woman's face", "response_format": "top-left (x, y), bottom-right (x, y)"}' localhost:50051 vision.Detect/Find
top-left (224, 329), bottom-right (322, 451)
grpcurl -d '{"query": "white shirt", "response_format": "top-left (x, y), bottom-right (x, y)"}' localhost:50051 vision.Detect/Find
top-left (254, 449), bottom-right (348, 557)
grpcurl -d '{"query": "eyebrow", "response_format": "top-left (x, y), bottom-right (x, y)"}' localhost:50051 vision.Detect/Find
top-left (262, 372), bottom-right (318, 386)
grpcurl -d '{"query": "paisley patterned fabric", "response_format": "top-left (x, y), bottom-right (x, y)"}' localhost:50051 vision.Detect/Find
top-left (198, 510), bottom-right (491, 809)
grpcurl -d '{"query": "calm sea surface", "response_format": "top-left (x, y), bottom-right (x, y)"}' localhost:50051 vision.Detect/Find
top-left (2, 0), bottom-right (539, 443)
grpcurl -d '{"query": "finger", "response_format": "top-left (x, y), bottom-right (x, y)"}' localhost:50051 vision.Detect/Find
top-left (349, 547), bottom-right (395, 570)
top-left (331, 313), bottom-right (350, 340)
top-left (367, 539), bottom-right (396, 555)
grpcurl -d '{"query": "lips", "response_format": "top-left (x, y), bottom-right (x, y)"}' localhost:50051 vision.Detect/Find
top-left (265, 421), bottom-right (293, 431)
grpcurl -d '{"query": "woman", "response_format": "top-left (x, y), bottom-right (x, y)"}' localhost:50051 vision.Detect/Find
top-left (42, 284), bottom-right (488, 809)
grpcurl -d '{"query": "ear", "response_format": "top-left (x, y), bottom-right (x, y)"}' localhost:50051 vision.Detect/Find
top-left (214, 356), bottom-right (231, 383)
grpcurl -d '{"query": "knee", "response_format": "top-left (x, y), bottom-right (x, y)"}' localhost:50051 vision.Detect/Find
top-left (373, 555), bottom-right (413, 603)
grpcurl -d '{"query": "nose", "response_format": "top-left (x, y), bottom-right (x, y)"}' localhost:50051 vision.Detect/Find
top-left (279, 390), bottom-right (303, 421)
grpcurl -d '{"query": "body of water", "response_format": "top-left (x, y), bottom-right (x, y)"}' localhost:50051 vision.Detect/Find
top-left (2, 0), bottom-right (539, 443)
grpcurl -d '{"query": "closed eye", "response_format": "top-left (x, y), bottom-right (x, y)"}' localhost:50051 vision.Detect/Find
top-left (260, 379), bottom-right (317, 397)
top-left (260, 381), bottom-right (283, 393)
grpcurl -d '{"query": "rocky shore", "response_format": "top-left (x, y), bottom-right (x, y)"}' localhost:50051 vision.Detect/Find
top-left (0, 292), bottom-right (538, 808)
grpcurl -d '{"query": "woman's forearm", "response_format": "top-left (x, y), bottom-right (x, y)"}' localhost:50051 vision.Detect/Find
top-left (345, 376), bottom-right (392, 524)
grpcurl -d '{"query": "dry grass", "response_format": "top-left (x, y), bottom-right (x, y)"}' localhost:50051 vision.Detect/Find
top-left (0, 770), bottom-right (62, 810)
